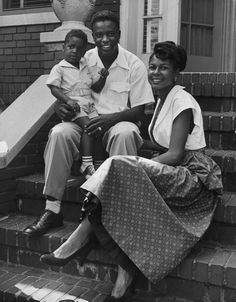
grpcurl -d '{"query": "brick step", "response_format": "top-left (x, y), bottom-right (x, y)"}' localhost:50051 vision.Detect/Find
top-left (204, 149), bottom-right (236, 192)
top-left (17, 173), bottom-right (85, 202)
top-left (0, 261), bottom-right (113, 302)
top-left (203, 111), bottom-right (236, 150)
top-left (16, 149), bottom-right (236, 196)
top-left (142, 111), bottom-right (236, 150)
top-left (0, 261), bottom-right (197, 302)
top-left (1, 214), bottom-right (236, 301)
top-left (16, 167), bottom-right (236, 225)
top-left (203, 111), bottom-right (236, 132)
top-left (16, 173), bottom-right (85, 222)
top-left (17, 196), bottom-right (236, 246)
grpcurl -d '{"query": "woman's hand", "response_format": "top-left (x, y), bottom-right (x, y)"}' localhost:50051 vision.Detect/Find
top-left (85, 114), bottom-right (113, 137)
top-left (142, 139), bottom-right (165, 151)
top-left (54, 100), bottom-right (76, 121)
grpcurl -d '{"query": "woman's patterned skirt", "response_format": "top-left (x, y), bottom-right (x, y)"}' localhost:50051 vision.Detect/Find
top-left (81, 151), bottom-right (222, 283)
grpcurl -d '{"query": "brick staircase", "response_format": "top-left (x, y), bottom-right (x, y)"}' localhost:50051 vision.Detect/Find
top-left (1, 72), bottom-right (236, 301)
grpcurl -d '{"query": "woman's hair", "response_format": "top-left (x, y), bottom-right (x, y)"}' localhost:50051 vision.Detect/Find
top-left (150, 41), bottom-right (187, 71)
top-left (90, 10), bottom-right (120, 30)
top-left (64, 29), bottom-right (88, 48)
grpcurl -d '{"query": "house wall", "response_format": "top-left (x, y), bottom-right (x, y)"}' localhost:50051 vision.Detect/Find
top-left (0, 0), bottom-right (120, 107)
top-left (0, 23), bottom-right (59, 107)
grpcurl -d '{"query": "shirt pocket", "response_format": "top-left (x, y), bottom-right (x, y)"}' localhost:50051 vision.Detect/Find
top-left (107, 82), bottom-right (131, 109)
top-left (109, 82), bottom-right (130, 93)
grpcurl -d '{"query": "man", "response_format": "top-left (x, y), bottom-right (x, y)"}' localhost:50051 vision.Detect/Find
top-left (23, 10), bottom-right (154, 237)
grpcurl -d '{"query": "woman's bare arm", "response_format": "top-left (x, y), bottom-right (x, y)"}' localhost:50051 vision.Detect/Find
top-left (152, 109), bottom-right (192, 166)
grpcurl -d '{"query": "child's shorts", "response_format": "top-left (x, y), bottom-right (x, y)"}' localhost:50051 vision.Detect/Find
top-left (71, 98), bottom-right (98, 121)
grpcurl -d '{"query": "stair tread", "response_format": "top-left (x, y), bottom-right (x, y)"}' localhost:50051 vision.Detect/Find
top-left (0, 260), bottom-right (112, 302)
top-left (0, 261), bottom-right (197, 302)
top-left (203, 111), bottom-right (236, 116)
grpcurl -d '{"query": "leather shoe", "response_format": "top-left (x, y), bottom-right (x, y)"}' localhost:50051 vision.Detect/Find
top-left (23, 210), bottom-right (63, 237)
top-left (40, 234), bottom-right (98, 266)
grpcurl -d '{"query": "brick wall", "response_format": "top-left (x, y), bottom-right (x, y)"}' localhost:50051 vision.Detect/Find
top-left (0, 0), bottom-right (120, 107)
top-left (0, 23), bottom-right (59, 106)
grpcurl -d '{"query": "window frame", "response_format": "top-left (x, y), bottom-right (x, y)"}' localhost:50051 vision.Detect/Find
top-left (0, 0), bottom-right (52, 15)
top-left (142, 0), bottom-right (163, 53)
top-left (180, 0), bottom-right (215, 57)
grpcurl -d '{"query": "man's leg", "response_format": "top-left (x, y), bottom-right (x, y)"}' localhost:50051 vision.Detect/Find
top-left (103, 121), bottom-right (143, 156)
top-left (23, 122), bottom-right (82, 236)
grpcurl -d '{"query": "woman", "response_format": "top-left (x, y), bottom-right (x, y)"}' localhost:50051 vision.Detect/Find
top-left (40, 41), bottom-right (223, 301)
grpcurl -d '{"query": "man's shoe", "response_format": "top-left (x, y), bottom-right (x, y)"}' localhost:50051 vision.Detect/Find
top-left (23, 210), bottom-right (63, 237)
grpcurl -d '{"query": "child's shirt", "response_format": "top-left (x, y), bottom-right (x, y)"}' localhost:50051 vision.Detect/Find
top-left (46, 58), bottom-right (93, 103)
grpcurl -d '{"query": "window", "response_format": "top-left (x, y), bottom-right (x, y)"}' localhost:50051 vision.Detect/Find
top-left (181, 0), bottom-right (214, 57)
top-left (3, 0), bottom-right (51, 10)
top-left (143, 0), bottom-right (162, 53)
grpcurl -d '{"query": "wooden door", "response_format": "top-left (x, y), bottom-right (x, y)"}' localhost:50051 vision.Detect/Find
top-left (181, 0), bottom-right (224, 71)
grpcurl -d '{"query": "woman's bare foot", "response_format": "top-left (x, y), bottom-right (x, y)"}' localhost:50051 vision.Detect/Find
top-left (111, 266), bottom-right (134, 298)
top-left (53, 217), bottom-right (92, 259)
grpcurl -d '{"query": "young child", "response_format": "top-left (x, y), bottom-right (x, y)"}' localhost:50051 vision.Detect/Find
top-left (46, 29), bottom-right (108, 179)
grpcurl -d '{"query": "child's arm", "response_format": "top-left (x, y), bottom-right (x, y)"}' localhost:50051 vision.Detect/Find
top-left (91, 68), bottom-right (109, 93)
top-left (49, 85), bottom-right (80, 112)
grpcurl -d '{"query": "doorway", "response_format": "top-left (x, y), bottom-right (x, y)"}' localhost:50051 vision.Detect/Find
top-left (180, 0), bottom-right (224, 71)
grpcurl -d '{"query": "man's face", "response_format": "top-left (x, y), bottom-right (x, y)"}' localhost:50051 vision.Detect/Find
top-left (92, 20), bottom-right (120, 57)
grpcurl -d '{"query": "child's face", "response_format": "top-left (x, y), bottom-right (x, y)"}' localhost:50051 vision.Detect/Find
top-left (64, 36), bottom-right (86, 67)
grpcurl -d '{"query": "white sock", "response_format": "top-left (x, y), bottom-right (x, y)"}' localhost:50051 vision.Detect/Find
top-left (80, 156), bottom-right (93, 172)
top-left (94, 160), bottom-right (104, 170)
top-left (45, 200), bottom-right (61, 214)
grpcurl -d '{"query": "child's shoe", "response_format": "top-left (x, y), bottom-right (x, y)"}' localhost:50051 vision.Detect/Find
top-left (83, 165), bottom-right (96, 179)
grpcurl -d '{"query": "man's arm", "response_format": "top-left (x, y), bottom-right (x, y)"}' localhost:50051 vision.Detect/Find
top-left (91, 68), bottom-right (109, 93)
top-left (85, 105), bottom-right (144, 136)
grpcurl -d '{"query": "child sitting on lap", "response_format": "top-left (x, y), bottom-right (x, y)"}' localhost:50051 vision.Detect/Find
top-left (46, 29), bottom-right (108, 179)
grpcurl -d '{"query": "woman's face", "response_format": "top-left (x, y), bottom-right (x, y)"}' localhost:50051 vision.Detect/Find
top-left (148, 55), bottom-right (178, 92)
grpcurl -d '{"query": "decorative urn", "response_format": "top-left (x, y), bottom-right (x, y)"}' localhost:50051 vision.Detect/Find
top-left (51, 0), bottom-right (96, 42)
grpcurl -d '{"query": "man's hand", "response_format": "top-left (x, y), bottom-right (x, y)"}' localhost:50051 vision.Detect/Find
top-left (85, 114), bottom-right (114, 137)
top-left (99, 68), bottom-right (109, 79)
top-left (54, 100), bottom-right (76, 121)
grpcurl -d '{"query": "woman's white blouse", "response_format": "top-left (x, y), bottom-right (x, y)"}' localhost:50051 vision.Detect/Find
top-left (148, 85), bottom-right (206, 150)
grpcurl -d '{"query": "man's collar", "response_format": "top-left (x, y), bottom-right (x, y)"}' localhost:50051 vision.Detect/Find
top-left (89, 45), bottom-right (129, 70)
top-left (58, 58), bottom-right (87, 70)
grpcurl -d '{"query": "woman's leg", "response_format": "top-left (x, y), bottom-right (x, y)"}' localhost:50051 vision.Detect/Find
top-left (88, 198), bottom-right (137, 299)
top-left (111, 265), bottom-right (134, 298)
top-left (52, 216), bottom-right (92, 259)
